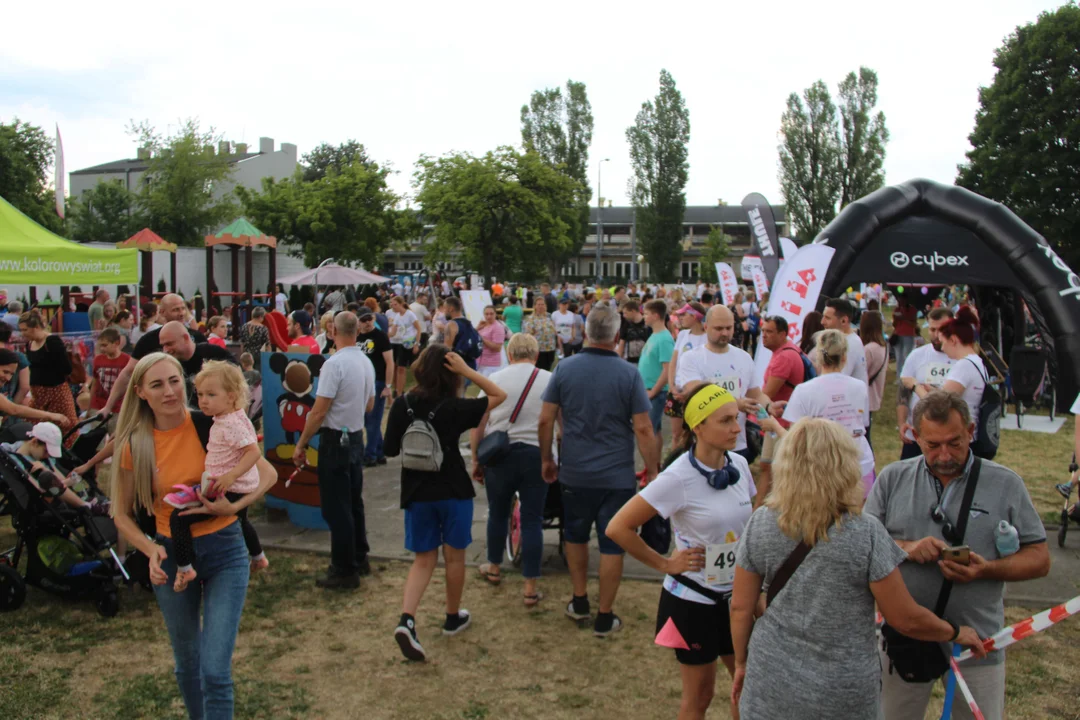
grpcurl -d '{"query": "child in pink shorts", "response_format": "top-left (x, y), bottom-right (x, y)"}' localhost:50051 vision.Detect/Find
top-left (165, 361), bottom-right (266, 591)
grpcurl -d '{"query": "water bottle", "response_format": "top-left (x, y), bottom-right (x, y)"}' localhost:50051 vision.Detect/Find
top-left (340, 427), bottom-right (350, 449)
top-left (995, 520), bottom-right (1020, 557)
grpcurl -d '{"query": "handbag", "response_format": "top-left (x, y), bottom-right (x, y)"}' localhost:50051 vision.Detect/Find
top-left (476, 368), bottom-right (540, 466)
top-left (882, 458), bottom-right (982, 683)
top-left (640, 515), bottom-right (672, 555)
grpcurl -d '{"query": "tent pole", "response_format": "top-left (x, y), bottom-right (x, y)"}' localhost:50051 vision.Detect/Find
top-left (245, 245), bottom-right (254, 305)
top-left (206, 246), bottom-right (214, 316)
top-left (170, 252), bottom-right (177, 292)
top-left (141, 251), bottom-right (153, 302)
top-left (269, 247), bottom-right (277, 301)
top-left (230, 246), bottom-right (239, 310)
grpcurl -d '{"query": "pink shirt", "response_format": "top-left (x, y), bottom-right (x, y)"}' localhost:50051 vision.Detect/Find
top-left (205, 409), bottom-right (260, 493)
top-left (864, 341), bottom-right (888, 412)
top-left (478, 322), bottom-right (507, 367)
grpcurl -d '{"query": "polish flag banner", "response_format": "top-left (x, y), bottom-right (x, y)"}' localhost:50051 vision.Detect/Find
top-left (715, 262), bottom-right (739, 306)
top-left (750, 242), bottom-right (836, 387)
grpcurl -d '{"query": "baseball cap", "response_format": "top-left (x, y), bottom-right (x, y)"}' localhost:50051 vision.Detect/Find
top-left (30, 422), bottom-right (62, 458)
top-left (357, 308), bottom-right (374, 319)
top-left (291, 310), bottom-right (313, 334)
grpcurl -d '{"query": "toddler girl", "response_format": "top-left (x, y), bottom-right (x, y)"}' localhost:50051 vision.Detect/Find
top-left (165, 360), bottom-right (266, 591)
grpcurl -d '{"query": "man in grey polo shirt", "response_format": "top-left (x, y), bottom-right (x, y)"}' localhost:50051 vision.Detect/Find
top-left (865, 390), bottom-right (1050, 720)
top-left (539, 302), bottom-right (658, 637)
top-left (294, 311), bottom-right (376, 590)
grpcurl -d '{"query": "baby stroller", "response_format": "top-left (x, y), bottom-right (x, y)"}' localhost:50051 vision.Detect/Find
top-left (0, 416), bottom-right (125, 616)
top-left (505, 481), bottom-right (566, 568)
top-left (1058, 454), bottom-right (1079, 548)
top-left (1008, 345), bottom-right (1055, 428)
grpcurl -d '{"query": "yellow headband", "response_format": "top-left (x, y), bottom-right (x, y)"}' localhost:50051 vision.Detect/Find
top-left (683, 384), bottom-right (736, 429)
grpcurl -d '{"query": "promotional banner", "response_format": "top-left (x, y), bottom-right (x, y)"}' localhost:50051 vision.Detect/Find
top-left (742, 255), bottom-right (763, 283)
top-left (459, 289), bottom-right (493, 324)
top-left (750, 265), bottom-right (769, 298)
top-left (742, 192), bottom-right (781, 286)
top-left (54, 124), bottom-right (65, 220)
top-left (751, 242), bottom-right (837, 386)
top-left (715, 262), bottom-right (739, 306)
top-left (261, 351), bottom-right (329, 530)
top-left (780, 237), bottom-right (798, 262)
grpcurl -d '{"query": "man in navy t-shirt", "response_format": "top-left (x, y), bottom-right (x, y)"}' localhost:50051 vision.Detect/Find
top-left (539, 303), bottom-right (657, 638)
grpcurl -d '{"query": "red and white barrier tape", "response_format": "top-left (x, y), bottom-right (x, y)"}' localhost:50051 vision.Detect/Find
top-left (948, 657), bottom-right (985, 720)
top-left (285, 464), bottom-right (306, 488)
top-left (956, 594), bottom-right (1080, 662)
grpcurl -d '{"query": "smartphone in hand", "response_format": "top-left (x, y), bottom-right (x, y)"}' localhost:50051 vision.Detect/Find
top-left (942, 545), bottom-right (971, 565)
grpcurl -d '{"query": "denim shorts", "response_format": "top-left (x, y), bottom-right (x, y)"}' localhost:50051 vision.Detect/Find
top-left (648, 393), bottom-right (667, 433)
top-left (404, 498), bottom-right (473, 553)
top-left (561, 486), bottom-right (635, 555)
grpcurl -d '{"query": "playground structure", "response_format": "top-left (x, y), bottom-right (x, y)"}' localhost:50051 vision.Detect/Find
top-left (204, 218), bottom-right (278, 337)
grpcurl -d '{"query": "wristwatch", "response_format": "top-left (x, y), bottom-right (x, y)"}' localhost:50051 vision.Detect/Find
top-left (947, 619), bottom-right (960, 642)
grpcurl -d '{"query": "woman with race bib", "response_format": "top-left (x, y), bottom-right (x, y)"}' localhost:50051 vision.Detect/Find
top-left (606, 383), bottom-right (755, 720)
top-left (760, 329), bottom-right (876, 495)
top-left (920, 307), bottom-right (988, 444)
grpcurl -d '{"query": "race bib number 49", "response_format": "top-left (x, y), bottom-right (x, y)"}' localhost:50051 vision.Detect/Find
top-left (705, 542), bottom-right (738, 586)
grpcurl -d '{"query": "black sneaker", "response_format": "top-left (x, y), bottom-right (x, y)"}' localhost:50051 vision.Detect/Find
top-left (593, 612), bottom-right (622, 638)
top-left (363, 458), bottom-right (378, 468)
top-left (442, 609), bottom-right (472, 636)
top-left (356, 558), bottom-right (372, 577)
top-left (376, 456), bottom-right (387, 465)
top-left (565, 595), bottom-right (590, 621)
top-left (394, 616), bottom-right (426, 661)
top-left (316, 571), bottom-right (360, 590)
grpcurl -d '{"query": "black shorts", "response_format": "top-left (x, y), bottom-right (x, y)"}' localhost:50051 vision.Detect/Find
top-left (655, 588), bottom-right (734, 665)
top-left (393, 344), bottom-right (417, 369)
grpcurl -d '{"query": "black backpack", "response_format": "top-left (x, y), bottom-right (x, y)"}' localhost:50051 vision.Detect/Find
top-left (451, 317), bottom-right (484, 368)
top-left (967, 359), bottom-right (1001, 461)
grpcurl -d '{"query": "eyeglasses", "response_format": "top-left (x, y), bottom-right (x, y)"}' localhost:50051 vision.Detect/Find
top-left (930, 503), bottom-right (961, 545)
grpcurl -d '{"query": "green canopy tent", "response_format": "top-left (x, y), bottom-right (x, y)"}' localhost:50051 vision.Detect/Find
top-left (0, 195), bottom-right (139, 288)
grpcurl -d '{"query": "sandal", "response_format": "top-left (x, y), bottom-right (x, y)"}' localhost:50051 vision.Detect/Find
top-left (524, 591), bottom-right (544, 608)
top-left (477, 563), bottom-right (501, 585)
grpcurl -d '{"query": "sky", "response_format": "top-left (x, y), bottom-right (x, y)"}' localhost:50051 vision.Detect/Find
top-left (0, 0), bottom-right (1065, 214)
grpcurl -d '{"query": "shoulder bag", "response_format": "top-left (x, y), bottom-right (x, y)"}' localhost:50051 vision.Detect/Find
top-left (881, 458), bottom-right (982, 683)
top-left (476, 368), bottom-right (540, 467)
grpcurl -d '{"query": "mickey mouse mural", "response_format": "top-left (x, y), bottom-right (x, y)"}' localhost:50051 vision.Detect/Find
top-left (262, 351), bottom-right (329, 529)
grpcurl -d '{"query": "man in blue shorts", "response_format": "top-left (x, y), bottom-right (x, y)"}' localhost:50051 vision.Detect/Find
top-left (539, 303), bottom-right (658, 637)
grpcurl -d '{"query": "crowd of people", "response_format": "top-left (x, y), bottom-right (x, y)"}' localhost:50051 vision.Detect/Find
top-left (0, 278), bottom-right (1056, 720)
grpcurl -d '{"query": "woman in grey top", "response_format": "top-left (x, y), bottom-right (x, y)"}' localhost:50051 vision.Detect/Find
top-left (730, 418), bottom-right (985, 720)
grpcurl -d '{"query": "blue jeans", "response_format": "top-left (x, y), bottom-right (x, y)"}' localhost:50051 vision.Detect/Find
top-left (648, 392), bottom-right (667, 433)
top-left (153, 521), bottom-right (250, 720)
top-left (364, 381), bottom-right (387, 461)
top-left (484, 443), bottom-right (548, 578)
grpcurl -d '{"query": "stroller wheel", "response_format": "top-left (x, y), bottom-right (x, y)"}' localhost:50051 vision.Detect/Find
top-left (0, 564), bottom-right (26, 612)
top-left (1061, 510), bottom-right (1070, 548)
top-left (95, 588), bottom-right (120, 618)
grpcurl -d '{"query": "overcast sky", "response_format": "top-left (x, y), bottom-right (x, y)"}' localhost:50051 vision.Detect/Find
top-left (1, 0), bottom-right (1063, 213)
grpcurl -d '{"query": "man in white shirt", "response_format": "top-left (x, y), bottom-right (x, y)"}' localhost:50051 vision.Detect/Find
top-left (674, 305), bottom-right (762, 465)
top-left (409, 293), bottom-right (432, 344)
top-left (822, 298), bottom-right (868, 384)
top-left (897, 307), bottom-right (955, 460)
top-left (551, 298), bottom-right (577, 352)
top-left (293, 311), bottom-right (376, 589)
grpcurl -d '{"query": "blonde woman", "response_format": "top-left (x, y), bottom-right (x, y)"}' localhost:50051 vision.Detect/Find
top-left (110, 352), bottom-right (278, 719)
top-left (729, 418), bottom-right (985, 720)
top-left (761, 329), bottom-right (876, 495)
top-left (315, 311), bottom-right (335, 353)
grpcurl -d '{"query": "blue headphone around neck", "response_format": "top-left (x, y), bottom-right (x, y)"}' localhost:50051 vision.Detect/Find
top-left (688, 445), bottom-right (741, 490)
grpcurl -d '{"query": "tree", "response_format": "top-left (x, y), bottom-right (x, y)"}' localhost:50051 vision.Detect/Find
top-left (68, 180), bottom-right (144, 243)
top-left (626, 69), bottom-right (691, 282)
top-left (413, 147), bottom-right (581, 283)
top-left (521, 80), bottom-right (594, 279)
top-left (302, 140), bottom-right (374, 182)
top-left (778, 81), bottom-right (842, 241)
top-left (957, 4), bottom-right (1080, 268)
top-left (0, 118), bottom-right (62, 231)
top-left (838, 67), bottom-right (890, 207)
top-left (128, 119), bottom-right (237, 246)
top-left (698, 227), bottom-right (733, 283)
top-left (238, 158), bottom-right (411, 269)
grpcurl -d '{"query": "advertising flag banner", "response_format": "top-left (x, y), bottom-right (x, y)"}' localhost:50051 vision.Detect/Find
top-left (54, 124), bottom-right (65, 220)
top-left (715, 262), bottom-right (738, 306)
top-left (742, 193), bottom-right (781, 285)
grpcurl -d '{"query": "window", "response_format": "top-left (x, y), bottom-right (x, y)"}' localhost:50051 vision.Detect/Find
top-left (562, 262), bottom-right (577, 276)
top-left (614, 262), bottom-right (631, 278)
top-left (681, 262), bottom-right (700, 279)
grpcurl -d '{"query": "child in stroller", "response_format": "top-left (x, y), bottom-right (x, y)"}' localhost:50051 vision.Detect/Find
top-left (1, 423), bottom-right (109, 516)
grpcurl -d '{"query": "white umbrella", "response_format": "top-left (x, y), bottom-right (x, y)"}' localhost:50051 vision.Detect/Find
top-left (278, 262), bottom-right (389, 286)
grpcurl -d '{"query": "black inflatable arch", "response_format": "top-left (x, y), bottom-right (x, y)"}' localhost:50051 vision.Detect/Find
top-left (814, 178), bottom-right (1080, 411)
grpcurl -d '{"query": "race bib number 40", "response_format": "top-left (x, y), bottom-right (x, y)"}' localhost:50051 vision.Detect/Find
top-left (713, 374), bottom-right (743, 398)
top-left (705, 541), bottom-right (738, 586)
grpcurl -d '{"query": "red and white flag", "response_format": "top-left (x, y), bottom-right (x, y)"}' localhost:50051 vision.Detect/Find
top-left (54, 124), bottom-right (65, 219)
top-left (714, 262), bottom-right (738, 306)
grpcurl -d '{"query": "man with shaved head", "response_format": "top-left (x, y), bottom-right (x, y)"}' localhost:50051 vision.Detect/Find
top-left (100, 294), bottom-right (210, 414)
top-left (674, 305), bottom-right (765, 465)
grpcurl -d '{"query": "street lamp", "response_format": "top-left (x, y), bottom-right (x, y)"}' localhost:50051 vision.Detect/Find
top-left (596, 158), bottom-right (610, 285)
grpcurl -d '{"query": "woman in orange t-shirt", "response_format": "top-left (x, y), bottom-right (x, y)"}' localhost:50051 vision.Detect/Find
top-left (111, 352), bottom-right (276, 719)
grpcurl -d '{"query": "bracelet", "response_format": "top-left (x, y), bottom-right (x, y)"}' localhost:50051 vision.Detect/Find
top-left (947, 619), bottom-right (960, 642)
